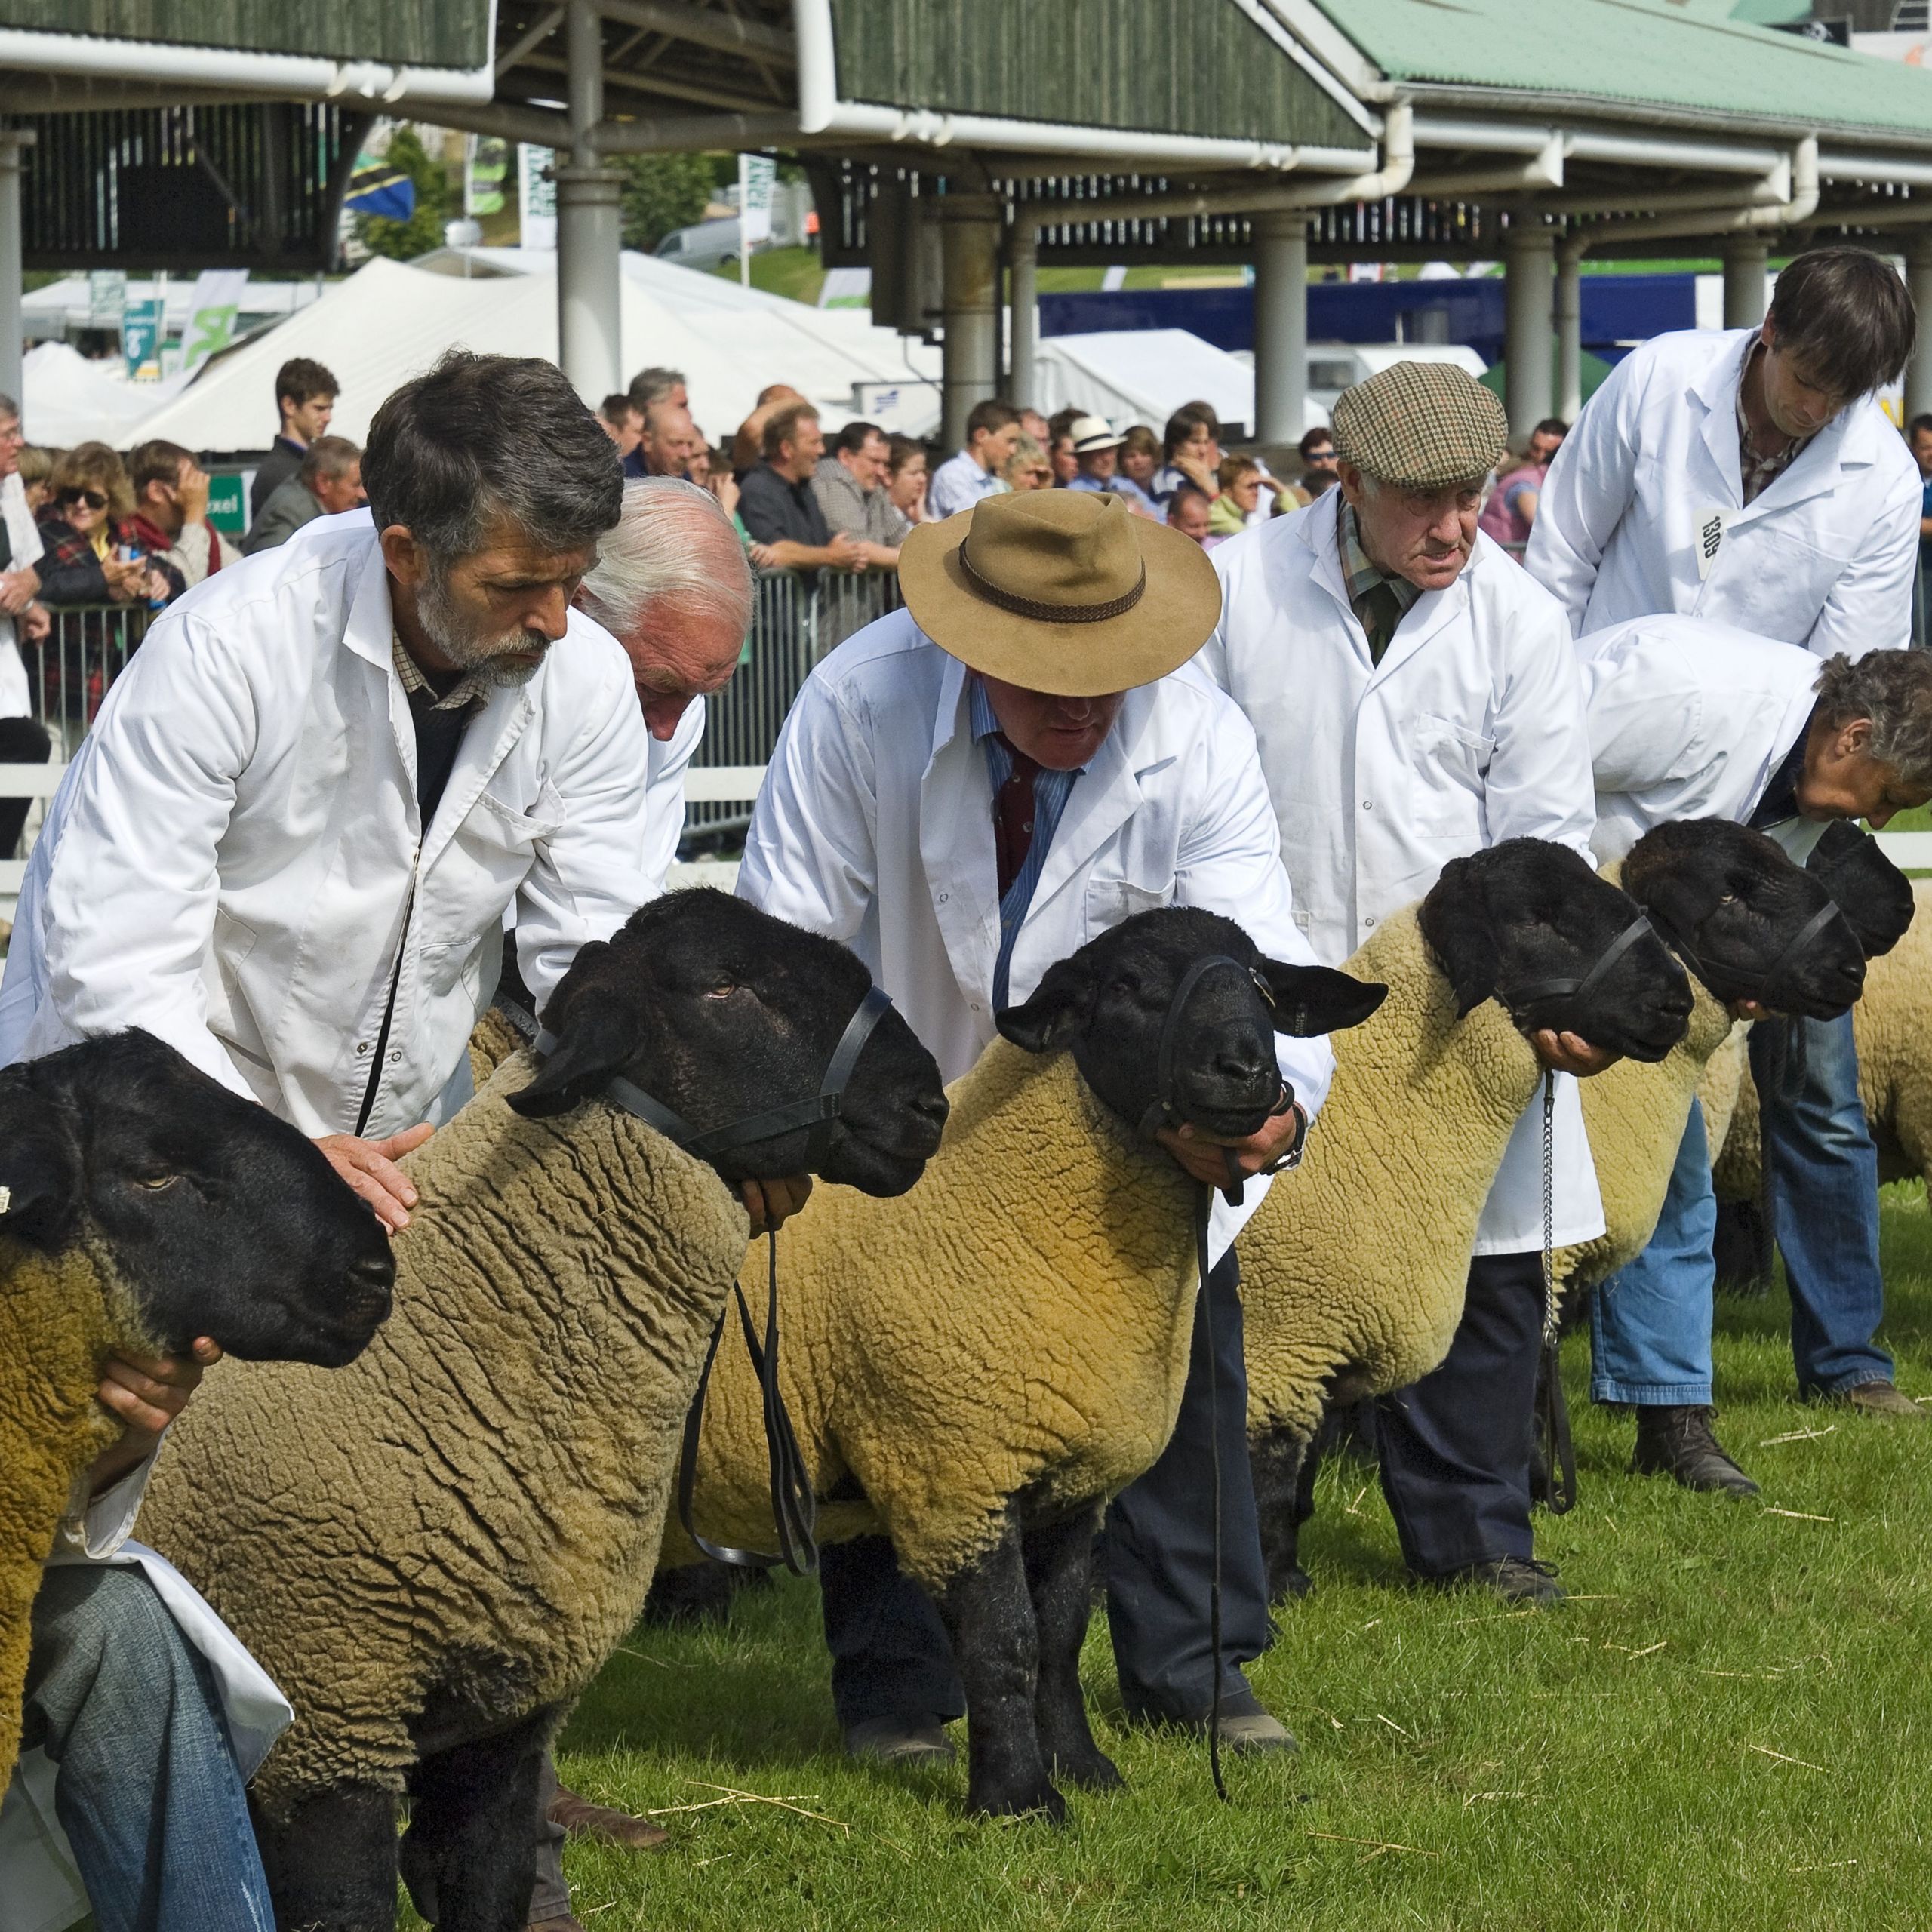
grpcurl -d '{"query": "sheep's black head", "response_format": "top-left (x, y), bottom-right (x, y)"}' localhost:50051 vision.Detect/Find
top-left (0, 1031), bottom-right (394, 1366)
top-left (1623, 820), bottom-right (1866, 1020)
top-left (1804, 819), bottom-right (1915, 959)
top-left (510, 890), bottom-right (948, 1198)
top-left (1419, 838), bottom-right (1692, 1061)
top-left (995, 907), bottom-right (1386, 1139)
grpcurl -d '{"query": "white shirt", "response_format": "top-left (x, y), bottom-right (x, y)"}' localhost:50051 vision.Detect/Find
top-left (1202, 500), bottom-right (1604, 1254)
top-left (0, 511), bottom-right (655, 1137)
top-left (0, 472), bottom-right (46, 718)
top-left (1526, 327), bottom-right (1920, 657)
top-left (925, 448), bottom-right (1001, 521)
top-left (737, 607), bottom-right (1336, 1263)
top-left (1579, 614), bottom-right (1826, 865)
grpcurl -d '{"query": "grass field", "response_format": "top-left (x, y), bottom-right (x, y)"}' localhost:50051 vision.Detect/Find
top-left (423, 1183), bottom-right (1932, 1932)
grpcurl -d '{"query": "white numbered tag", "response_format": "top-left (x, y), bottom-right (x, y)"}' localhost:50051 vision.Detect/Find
top-left (1694, 506), bottom-right (1728, 581)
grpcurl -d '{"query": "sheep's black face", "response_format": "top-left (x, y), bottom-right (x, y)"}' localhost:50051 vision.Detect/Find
top-left (512, 890), bottom-right (948, 1198)
top-left (1420, 838), bottom-right (1693, 1062)
top-left (1805, 819), bottom-right (1915, 960)
top-left (1624, 820), bottom-right (1866, 1020)
top-left (0, 1031), bottom-right (394, 1366)
top-left (995, 907), bottom-right (1386, 1139)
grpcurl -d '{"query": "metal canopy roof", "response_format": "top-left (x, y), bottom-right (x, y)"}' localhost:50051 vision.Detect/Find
top-left (0, 2), bottom-right (489, 67)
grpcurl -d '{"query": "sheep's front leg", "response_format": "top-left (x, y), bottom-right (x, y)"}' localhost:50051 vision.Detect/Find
top-left (1023, 1508), bottom-right (1120, 1792)
top-left (1250, 1426), bottom-right (1315, 1605)
top-left (254, 1783), bottom-right (398, 1932)
top-left (934, 1525), bottom-right (1065, 1823)
top-left (401, 1703), bottom-right (561, 1932)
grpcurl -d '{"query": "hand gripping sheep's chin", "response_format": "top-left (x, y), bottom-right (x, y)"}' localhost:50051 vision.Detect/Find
top-left (0, 1030), bottom-right (392, 1789)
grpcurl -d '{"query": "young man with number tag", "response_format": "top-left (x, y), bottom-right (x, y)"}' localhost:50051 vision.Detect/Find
top-left (1526, 248), bottom-right (1926, 1435)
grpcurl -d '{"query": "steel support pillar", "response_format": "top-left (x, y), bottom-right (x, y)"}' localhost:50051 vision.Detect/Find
top-left (1008, 224), bottom-right (1038, 413)
top-left (1555, 238), bottom-right (1583, 426)
top-left (1906, 235), bottom-right (1932, 425)
top-left (557, 0), bottom-right (623, 403)
top-left (1723, 236), bottom-right (1770, 331)
top-left (1253, 212), bottom-right (1309, 446)
top-left (1504, 226), bottom-right (1555, 444)
top-left (940, 195), bottom-right (1000, 450)
top-left (0, 134), bottom-right (29, 417)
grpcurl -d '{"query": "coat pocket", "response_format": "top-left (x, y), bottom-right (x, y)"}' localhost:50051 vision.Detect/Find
top-left (1410, 712), bottom-right (1495, 830)
top-left (1084, 877), bottom-right (1172, 943)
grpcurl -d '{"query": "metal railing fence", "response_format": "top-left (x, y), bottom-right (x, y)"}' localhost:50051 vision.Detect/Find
top-left (20, 604), bottom-right (155, 749)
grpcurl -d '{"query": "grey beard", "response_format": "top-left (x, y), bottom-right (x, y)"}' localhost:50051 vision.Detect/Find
top-left (415, 565), bottom-right (549, 687)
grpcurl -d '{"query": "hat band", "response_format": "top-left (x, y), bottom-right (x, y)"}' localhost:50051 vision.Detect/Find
top-left (957, 539), bottom-right (1147, 624)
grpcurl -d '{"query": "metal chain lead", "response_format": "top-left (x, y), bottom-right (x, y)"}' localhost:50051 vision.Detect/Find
top-left (1540, 1068), bottom-right (1558, 1349)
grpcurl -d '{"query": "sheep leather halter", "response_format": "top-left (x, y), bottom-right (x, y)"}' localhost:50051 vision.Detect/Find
top-left (1648, 899), bottom-right (1847, 1008)
top-left (1506, 912), bottom-right (1657, 1021)
top-left (529, 982), bottom-right (896, 1577)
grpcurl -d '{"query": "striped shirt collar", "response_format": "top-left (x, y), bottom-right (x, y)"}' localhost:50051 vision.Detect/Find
top-left (1734, 334), bottom-right (1811, 506)
top-left (1336, 494), bottom-right (1424, 630)
top-left (392, 629), bottom-right (489, 713)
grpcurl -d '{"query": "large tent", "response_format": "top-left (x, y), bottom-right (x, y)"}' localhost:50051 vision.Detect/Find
top-left (30, 251), bottom-right (943, 455)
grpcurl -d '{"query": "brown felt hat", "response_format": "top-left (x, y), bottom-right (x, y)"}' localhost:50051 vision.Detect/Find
top-left (1331, 359), bottom-right (1508, 488)
top-left (897, 489), bottom-right (1222, 697)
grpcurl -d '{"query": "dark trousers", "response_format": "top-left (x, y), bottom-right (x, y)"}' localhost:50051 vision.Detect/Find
top-left (0, 713), bottom-right (51, 856)
top-left (820, 1251), bottom-right (1271, 1728)
top-left (1374, 1250), bottom-right (1543, 1579)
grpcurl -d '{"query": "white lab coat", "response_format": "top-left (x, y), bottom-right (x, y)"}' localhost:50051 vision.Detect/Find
top-left (736, 608), bottom-right (1337, 1264)
top-left (0, 472), bottom-right (45, 718)
top-left (0, 511), bottom-right (654, 1135)
top-left (1201, 500), bottom-right (1604, 1254)
top-left (1580, 614), bottom-right (1826, 866)
top-left (1526, 327), bottom-right (1920, 657)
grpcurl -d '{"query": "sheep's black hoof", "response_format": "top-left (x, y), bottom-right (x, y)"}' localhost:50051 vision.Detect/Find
top-left (971, 1778), bottom-right (1069, 1825)
top-left (1053, 1746), bottom-right (1123, 1792)
top-left (1266, 1561), bottom-right (1315, 1604)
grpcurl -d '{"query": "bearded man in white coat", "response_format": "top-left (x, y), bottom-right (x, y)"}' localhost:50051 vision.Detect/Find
top-left (1582, 622), bottom-right (1932, 1501)
top-left (1527, 246), bottom-right (1924, 1482)
top-left (740, 489), bottom-right (1334, 1763)
top-left (1204, 360), bottom-right (1615, 1607)
top-left (0, 352), bottom-right (659, 1932)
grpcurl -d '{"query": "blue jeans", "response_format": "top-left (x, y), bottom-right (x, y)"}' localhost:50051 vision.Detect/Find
top-left (1592, 1101), bottom-right (1718, 1406)
top-left (1749, 1011), bottom-right (1892, 1396)
top-left (20, 1566), bottom-right (274, 1932)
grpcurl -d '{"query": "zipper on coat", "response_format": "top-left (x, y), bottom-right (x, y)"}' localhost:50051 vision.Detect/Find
top-left (354, 864), bottom-right (417, 1138)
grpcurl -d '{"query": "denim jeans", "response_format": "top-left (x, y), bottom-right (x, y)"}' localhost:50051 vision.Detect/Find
top-left (1749, 1011), bottom-right (1892, 1396)
top-left (1592, 1100), bottom-right (1718, 1407)
top-left (20, 1565), bottom-right (274, 1932)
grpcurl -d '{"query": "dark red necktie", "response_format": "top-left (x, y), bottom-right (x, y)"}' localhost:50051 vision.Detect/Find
top-left (992, 737), bottom-right (1040, 900)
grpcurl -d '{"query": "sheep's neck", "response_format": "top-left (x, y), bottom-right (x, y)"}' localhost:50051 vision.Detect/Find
top-left (0, 1239), bottom-right (124, 1648)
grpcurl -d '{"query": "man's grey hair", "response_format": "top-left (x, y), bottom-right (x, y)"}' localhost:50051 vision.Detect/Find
top-left (298, 435), bottom-right (362, 485)
top-left (578, 477), bottom-right (753, 647)
top-left (1814, 649), bottom-right (1932, 787)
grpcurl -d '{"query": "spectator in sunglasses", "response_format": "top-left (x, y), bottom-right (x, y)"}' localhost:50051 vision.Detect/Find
top-left (35, 442), bottom-right (183, 608)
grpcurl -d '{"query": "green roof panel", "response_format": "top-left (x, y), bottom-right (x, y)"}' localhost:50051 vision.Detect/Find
top-left (1310, 0), bottom-right (1932, 139)
top-left (0, 2), bottom-right (488, 69)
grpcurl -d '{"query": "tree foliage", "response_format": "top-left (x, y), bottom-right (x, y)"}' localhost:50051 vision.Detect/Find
top-left (616, 152), bottom-right (717, 253)
top-left (354, 126), bottom-right (456, 263)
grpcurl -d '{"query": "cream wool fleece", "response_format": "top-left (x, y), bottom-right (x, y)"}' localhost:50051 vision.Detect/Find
top-left (1237, 906), bottom-right (1542, 1445)
top-left (0, 1238), bottom-right (137, 1783)
top-left (663, 1038), bottom-right (1200, 1589)
top-left (139, 1053), bottom-right (746, 1817)
top-left (1712, 879), bottom-right (1932, 1200)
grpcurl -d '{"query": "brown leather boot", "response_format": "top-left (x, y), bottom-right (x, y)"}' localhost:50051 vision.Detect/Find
top-left (1631, 1404), bottom-right (1759, 1496)
top-left (547, 1783), bottom-right (670, 1852)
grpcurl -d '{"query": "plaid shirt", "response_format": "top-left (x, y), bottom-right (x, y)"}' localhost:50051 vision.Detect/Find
top-left (1735, 336), bottom-right (1810, 506)
top-left (1336, 494), bottom-right (1423, 665)
top-left (392, 631), bottom-right (489, 712)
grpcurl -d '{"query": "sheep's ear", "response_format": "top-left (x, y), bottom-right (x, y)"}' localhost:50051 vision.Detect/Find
top-left (0, 1068), bottom-right (83, 1251)
top-left (1807, 823), bottom-right (1915, 958)
top-left (509, 993), bottom-right (645, 1118)
top-left (996, 958), bottom-right (1097, 1054)
top-left (1260, 960), bottom-right (1387, 1036)
top-left (1418, 860), bottom-right (1503, 1019)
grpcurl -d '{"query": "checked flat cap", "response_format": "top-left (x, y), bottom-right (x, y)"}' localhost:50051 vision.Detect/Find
top-left (1331, 360), bottom-right (1509, 488)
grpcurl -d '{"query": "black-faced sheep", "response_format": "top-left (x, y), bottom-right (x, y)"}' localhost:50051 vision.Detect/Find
top-left (663, 906), bottom-right (1382, 1823)
top-left (0, 1030), bottom-right (394, 1783)
top-left (1563, 820), bottom-right (1875, 1294)
top-left (139, 891), bottom-right (948, 1932)
top-left (1236, 839), bottom-right (1695, 1603)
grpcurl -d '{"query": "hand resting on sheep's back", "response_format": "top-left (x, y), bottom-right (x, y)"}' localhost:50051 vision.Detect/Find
top-left (1235, 838), bottom-right (1695, 1604)
top-left (0, 1030), bottom-right (395, 1787)
top-left (137, 890), bottom-right (949, 1932)
top-left (664, 906), bottom-right (1385, 1825)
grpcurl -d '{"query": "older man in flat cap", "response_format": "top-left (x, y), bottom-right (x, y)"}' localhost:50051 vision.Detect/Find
top-left (742, 488), bottom-right (1343, 1768)
top-left (1203, 360), bottom-right (1614, 1605)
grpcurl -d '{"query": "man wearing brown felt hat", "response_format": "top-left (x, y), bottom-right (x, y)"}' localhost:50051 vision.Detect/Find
top-left (739, 486), bottom-right (1340, 1766)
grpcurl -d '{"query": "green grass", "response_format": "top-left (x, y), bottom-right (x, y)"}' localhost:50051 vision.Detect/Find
top-left (414, 1188), bottom-right (1932, 1930)
top-left (709, 245), bottom-right (827, 306)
